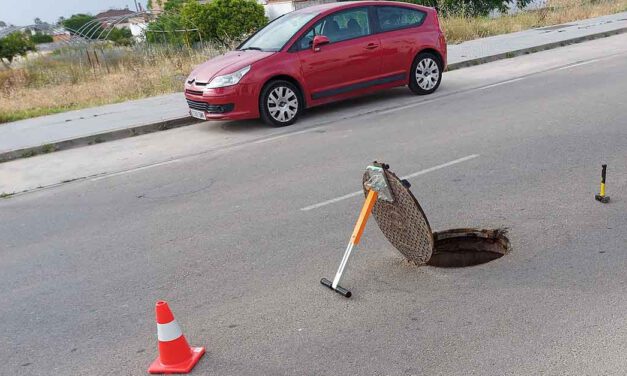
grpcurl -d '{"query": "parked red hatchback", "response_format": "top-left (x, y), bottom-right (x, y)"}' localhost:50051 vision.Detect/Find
top-left (184, 1), bottom-right (446, 127)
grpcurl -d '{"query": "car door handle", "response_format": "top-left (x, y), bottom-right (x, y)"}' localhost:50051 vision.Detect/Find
top-left (365, 43), bottom-right (379, 50)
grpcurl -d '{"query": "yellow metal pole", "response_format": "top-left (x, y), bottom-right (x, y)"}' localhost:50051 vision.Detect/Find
top-left (329, 189), bottom-right (379, 290)
top-left (350, 190), bottom-right (378, 246)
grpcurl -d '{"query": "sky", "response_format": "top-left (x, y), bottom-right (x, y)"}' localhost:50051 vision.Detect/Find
top-left (0, 0), bottom-right (143, 26)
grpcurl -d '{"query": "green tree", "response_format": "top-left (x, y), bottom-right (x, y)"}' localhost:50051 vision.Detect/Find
top-left (30, 32), bottom-right (54, 44)
top-left (63, 14), bottom-right (103, 39)
top-left (164, 0), bottom-right (191, 12)
top-left (396, 0), bottom-right (532, 16)
top-left (147, 0), bottom-right (267, 46)
top-left (180, 0), bottom-right (214, 42)
top-left (146, 12), bottom-right (189, 45)
top-left (206, 0), bottom-right (267, 44)
top-left (0, 32), bottom-right (36, 66)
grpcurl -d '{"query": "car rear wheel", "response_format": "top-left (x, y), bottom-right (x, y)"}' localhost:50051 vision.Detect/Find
top-left (409, 52), bottom-right (442, 95)
top-left (260, 80), bottom-right (302, 127)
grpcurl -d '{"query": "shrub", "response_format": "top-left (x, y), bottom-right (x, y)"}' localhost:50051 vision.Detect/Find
top-left (0, 32), bottom-right (35, 66)
top-left (107, 27), bottom-right (134, 46)
top-left (30, 33), bottom-right (54, 44)
top-left (63, 14), bottom-right (103, 39)
top-left (146, 12), bottom-right (193, 45)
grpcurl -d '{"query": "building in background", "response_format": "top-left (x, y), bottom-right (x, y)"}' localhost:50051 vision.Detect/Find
top-left (95, 8), bottom-right (137, 29)
top-left (0, 23), bottom-right (70, 41)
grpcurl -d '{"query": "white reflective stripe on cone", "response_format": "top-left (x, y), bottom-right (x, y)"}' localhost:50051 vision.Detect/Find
top-left (157, 320), bottom-right (183, 342)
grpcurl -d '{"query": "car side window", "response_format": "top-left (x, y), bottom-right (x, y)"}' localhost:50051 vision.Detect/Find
top-left (322, 8), bottom-right (371, 43)
top-left (294, 8), bottom-right (372, 51)
top-left (296, 22), bottom-right (324, 51)
top-left (376, 6), bottom-right (426, 32)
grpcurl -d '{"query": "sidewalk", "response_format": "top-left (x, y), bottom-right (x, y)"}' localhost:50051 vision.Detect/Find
top-left (446, 11), bottom-right (627, 68)
top-left (1, 11), bottom-right (626, 163)
top-left (0, 94), bottom-right (196, 162)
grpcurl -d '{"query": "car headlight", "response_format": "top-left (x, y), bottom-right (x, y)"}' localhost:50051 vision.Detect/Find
top-left (206, 65), bottom-right (251, 89)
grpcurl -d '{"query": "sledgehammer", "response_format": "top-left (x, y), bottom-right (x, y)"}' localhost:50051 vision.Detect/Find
top-left (595, 164), bottom-right (610, 203)
top-left (321, 189), bottom-right (378, 298)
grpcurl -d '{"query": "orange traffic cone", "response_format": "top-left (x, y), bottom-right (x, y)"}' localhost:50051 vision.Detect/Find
top-left (148, 301), bottom-right (205, 374)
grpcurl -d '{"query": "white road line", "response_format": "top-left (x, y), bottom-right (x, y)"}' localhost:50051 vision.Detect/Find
top-left (300, 154), bottom-right (479, 211)
top-left (252, 128), bottom-right (319, 144)
top-left (376, 77), bottom-right (528, 116)
top-left (473, 77), bottom-right (525, 91)
top-left (556, 59), bottom-right (600, 71)
top-left (90, 159), bottom-right (180, 182)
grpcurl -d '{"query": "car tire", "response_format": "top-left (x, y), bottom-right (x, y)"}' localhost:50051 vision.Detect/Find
top-left (259, 80), bottom-right (302, 127)
top-left (409, 52), bottom-right (442, 95)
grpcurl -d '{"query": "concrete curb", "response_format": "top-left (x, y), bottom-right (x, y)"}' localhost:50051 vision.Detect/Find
top-left (2, 24), bottom-right (626, 164)
top-left (447, 26), bottom-right (627, 70)
top-left (0, 116), bottom-right (201, 163)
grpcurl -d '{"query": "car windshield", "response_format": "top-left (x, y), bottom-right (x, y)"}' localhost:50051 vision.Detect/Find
top-left (239, 12), bottom-right (317, 52)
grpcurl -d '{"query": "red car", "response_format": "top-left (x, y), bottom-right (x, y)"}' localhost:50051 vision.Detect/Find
top-left (185, 1), bottom-right (447, 127)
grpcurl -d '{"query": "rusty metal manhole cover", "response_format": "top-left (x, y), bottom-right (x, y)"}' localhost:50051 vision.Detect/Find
top-left (363, 167), bottom-right (433, 264)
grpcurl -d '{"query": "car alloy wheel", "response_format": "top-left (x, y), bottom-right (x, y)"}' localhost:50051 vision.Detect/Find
top-left (409, 52), bottom-right (442, 96)
top-left (260, 80), bottom-right (302, 127)
top-left (267, 86), bottom-right (299, 123)
top-left (415, 58), bottom-right (439, 91)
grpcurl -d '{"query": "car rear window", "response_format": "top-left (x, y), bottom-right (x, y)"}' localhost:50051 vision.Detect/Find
top-left (376, 6), bottom-right (426, 32)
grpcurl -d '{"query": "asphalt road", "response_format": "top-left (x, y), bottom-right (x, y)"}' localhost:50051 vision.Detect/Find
top-left (1, 35), bottom-right (626, 375)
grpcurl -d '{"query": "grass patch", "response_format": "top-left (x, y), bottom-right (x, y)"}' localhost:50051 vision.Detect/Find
top-left (442, 0), bottom-right (627, 43)
top-left (1, 192), bottom-right (15, 199)
top-left (21, 150), bottom-right (37, 158)
top-left (0, 0), bottom-right (626, 123)
top-left (41, 144), bottom-right (58, 153)
top-left (0, 43), bottom-right (230, 124)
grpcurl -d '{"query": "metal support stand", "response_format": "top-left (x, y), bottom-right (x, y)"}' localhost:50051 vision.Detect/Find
top-left (321, 190), bottom-right (378, 298)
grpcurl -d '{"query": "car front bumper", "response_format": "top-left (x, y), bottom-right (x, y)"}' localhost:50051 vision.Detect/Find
top-left (183, 83), bottom-right (259, 121)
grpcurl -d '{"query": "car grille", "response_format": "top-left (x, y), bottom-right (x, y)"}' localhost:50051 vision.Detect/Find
top-left (186, 99), bottom-right (234, 114)
top-left (185, 89), bottom-right (204, 96)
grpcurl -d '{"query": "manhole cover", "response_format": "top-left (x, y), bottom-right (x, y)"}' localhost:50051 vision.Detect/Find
top-left (363, 167), bottom-right (434, 265)
top-left (362, 163), bottom-right (510, 268)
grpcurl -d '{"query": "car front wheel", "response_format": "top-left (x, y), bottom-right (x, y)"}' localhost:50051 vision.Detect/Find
top-left (259, 80), bottom-right (302, 127)
top-left (409, 52), bottom-right (442, 95)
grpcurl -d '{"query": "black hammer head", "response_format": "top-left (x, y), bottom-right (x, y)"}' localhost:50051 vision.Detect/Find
top-left (595, 194), bottom-right (610, 203)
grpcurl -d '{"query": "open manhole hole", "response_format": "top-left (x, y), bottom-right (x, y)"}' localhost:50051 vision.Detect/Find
top-left (364, 164), bottom-right (510, 268)
top-left (428, 228), bottom-right (510, 267)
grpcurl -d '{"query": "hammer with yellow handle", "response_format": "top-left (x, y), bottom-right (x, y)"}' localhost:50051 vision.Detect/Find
top-left (595, 164), bottom-right (610, 203)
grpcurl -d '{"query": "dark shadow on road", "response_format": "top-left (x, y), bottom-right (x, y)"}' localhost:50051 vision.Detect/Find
top-left (301, 87), bottom-right (410, 119)
top-left (199, 86), bottom-right (414, 134)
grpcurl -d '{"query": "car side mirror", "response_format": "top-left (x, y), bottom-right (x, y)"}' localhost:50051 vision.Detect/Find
top-left (312, 35), bottom-right (330, 52)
